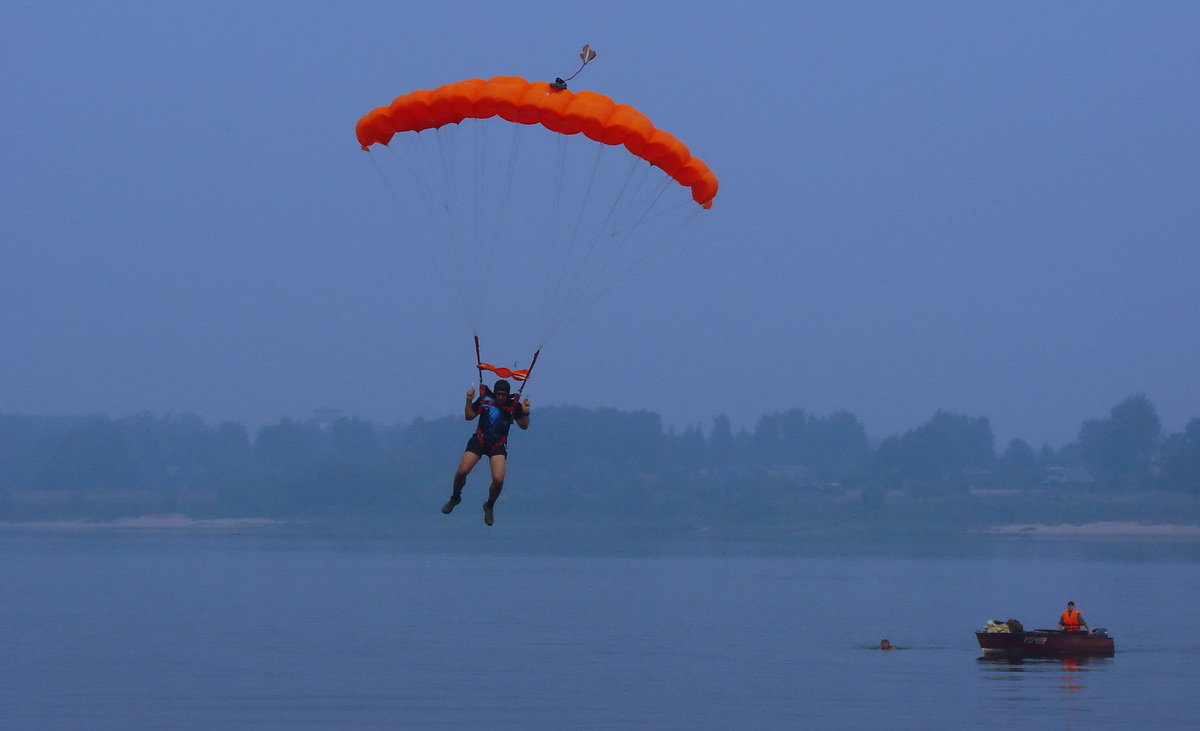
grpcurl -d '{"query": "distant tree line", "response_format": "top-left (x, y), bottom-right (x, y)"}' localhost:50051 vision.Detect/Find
top-left (1, 395), bottom-right (1197, 520)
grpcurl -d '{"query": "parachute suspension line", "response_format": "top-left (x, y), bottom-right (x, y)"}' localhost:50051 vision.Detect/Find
top-left (546, 141), bottom-right (611, 336)
top-left (576, 173), bottom-right (673, 297)
top-left (366, 150), bottom-right (422, 241)
top-left (481, 121), bottom-right (525, 269)
top-left (404, 133), bottom-right (452, 240)
top-left (534, 132), bottom-right (573, 339)
top-left (465, 123), bottom-right (494, 330)
top-left (427, 130), bottom-right (477, 329)
top-left (549, 128), bottom-right (569, 227)
top-left (385, 138), bottom-right (474, 328)
top-left (386, 138), bottom-right (447, 250)
top-left (587, 152), bottom-right (645, 256)
top-left (586, 158), bottom-right (656, 259)
top-left (472, 119), bottom-right (488, 273)
top-left (439, 124), bottom-right (470, 286)
top-left (639, 194), bottom-right (698, 224)
top-left (548, 204), bottom-right (701, 340)
top-left (535, 132), bottom-right (582, 334)
top-left (587, 173), bottom-right (673, 290)
top-left (539, 152), bottom-right (644, 340)
top-left (571, 142), bottom-right (607, 245)
top-left (537, 149), bottom-right (632, 335)
top-left (539, 141), bottom-right (606, 335)
top-left (436, 126), bottom-right (478, 324)
top-left (545, 171), bottom-right (686, 343)
top-left (449, 125), bottom-right (483, 329)
top-left (367, 151), bottom-right (467, 324)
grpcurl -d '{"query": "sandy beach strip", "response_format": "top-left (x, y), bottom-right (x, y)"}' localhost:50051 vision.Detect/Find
top-left (976, 521), bottom-right (1200, 539)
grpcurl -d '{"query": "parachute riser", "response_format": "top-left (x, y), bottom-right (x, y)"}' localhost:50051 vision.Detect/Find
top-left (518, 349), bottom-right (540, 395)
top-left (474, 334), bottom-right (484, 391)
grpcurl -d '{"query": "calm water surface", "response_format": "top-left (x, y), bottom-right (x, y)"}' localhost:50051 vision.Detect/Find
top-left (2, 530), bottom-right (1197, 729)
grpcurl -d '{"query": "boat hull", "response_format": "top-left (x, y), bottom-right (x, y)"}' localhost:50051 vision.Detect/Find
top-left (976, 630), bottom-right (1114, 657)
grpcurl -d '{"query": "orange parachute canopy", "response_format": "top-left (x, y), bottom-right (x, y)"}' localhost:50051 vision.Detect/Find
top-left (356, 76), bottom-right (718, 208)
top-left (477, 363), bottom-right (530, 382)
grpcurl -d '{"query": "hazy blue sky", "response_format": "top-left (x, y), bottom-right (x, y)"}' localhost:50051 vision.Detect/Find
top-left (3, 1), bottom-right (1197, 446)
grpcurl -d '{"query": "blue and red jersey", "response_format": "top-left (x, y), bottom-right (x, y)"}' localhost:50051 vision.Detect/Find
top-left (472, 394), bottom-right (525, 446)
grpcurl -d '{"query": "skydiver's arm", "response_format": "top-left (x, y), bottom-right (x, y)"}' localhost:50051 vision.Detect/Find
top-left (516, 397), bottom-right (531, 430)
top-left (465, 388), bottom-right (479, 421)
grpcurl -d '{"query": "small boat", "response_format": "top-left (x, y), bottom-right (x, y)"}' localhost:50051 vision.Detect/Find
top-left (976, 626), bottom-right (1115, 657)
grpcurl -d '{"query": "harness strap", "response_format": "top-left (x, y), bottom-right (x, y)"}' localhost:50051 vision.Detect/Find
top-left (473, 428), bottom-right (509, 451)
top-left (518, 349), bottom-right (540, 395)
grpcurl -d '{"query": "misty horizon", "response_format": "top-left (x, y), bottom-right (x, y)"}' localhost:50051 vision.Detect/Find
top-left (3, 389), bottom-right (1191, 451)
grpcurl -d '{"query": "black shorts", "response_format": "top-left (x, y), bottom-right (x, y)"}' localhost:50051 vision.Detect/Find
top-left (466, 435), bottom-right (507, 457)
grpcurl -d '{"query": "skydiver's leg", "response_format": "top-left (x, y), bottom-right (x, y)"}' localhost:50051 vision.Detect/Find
top-left (482, 454), bottom-right (507, 526)
top-left (444, 451), bottom-right (480, 514)
top-left (486, 454), bottom-right (507, 505)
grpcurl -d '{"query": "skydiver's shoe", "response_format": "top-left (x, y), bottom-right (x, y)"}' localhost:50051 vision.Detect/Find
top-left (482, 502), bottom-right (494, 526)
top-left (441, 495), bottom-right (461, 514)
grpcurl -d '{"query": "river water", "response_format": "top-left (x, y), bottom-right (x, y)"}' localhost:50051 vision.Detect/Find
top-left (2, 530), bottom-right (1196, 729)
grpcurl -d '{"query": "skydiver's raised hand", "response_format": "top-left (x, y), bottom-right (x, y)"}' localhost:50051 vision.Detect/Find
top-left (463, 387), bottom-right (481, 420)
top-left (521, 397), bottom-right (531, 412)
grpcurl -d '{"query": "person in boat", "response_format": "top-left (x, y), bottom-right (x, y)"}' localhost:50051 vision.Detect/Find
top-left (441, 379), bottom-right (530, 526)
top-left (879, 639), bottom-right (895, 650)
top-left (1058, 601), bottom-right (1091, 633)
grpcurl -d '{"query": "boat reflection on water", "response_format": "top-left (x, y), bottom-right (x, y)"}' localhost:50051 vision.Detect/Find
top-left (1060, 657), bottom-right (1083, 697)
top-left (977, 655), bottom-right (1112, 669)
top-left (977, 654), bottom-right (1112, 715)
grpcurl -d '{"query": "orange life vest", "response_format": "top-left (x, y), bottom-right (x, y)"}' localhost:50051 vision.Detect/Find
top-left (1060, 609), bottom-right (1082, 631)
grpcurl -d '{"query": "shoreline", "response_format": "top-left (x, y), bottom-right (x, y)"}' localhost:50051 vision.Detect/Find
top-left (2, 515), bottom-right (1199, 541)
top-left (0, 513), bottom-right (286, 530)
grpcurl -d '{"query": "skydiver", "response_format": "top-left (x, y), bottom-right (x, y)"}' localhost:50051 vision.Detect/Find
top-left (441, 379), bottom-right (531, 526)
